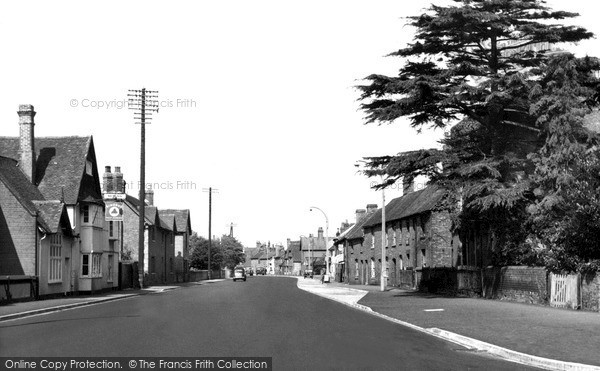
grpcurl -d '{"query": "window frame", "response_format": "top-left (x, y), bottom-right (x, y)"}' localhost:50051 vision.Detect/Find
top-left (48, 234), bottom-right (62, 283)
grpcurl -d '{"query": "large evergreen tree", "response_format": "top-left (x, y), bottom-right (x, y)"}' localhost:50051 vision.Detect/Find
top-left (357, 0), bottom-right (598, 267)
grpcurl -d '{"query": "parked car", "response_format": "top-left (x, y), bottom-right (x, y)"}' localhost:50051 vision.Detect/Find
top-left (255, 267), bottom-right (267, 275)
top-left (245, 267), bottom-right (254, 276)
top-left (303, 269), bottom-right (313, 279)
top-left (233, 267), bottom-right (247, 282)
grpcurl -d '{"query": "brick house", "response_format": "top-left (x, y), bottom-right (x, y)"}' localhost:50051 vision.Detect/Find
top-left (330, 221), bottom-right (354, 282)
top-left (336, 204), bottom-right (378, 286)
top-left (285, 239), bottom-right (303, 275)
top-left (348, 185), bottom-right (459, 288)
top-left (0, 156), bottom-right (75, 298)
top-left (299, 228), bottom-right (328, 275)
top-left (160, 209), bottom-right (191, 282)
top-left (121, 193), bottom-right (177, 285)
top-left (0, 105), bottom-right (116, 297)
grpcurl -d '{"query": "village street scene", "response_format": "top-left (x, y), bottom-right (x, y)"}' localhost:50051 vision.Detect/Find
top-left (1, 0), bottom-right (600, 370)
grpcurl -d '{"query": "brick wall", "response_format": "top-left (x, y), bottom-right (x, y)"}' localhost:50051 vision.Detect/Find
top-left (483, 266), bottom-right (547, 304)
top-left (0, 182), bottom-right (37, 275)
top-left (122, 202), bottom-right (141, 261)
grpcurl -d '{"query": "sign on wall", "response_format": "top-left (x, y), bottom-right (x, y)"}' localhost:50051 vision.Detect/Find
top-left (105, 201), bottom-right (124, 221)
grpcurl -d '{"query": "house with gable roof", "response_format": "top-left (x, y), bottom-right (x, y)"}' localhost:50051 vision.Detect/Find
top-left (0, 104), bottom-right (116, 298)
top-left (120, 192), bottom-right (178, 285)
top-left (160, 209), bottom-right (192, 282)
top-left (355, 184), bottom-right (459, 288)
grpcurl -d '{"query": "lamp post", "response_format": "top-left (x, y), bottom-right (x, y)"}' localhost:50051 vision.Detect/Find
top-left (310, 206), bottom-right (329, 277)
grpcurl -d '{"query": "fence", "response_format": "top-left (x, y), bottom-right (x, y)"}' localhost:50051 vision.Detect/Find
top-left (0, 276), bottom-right (38, 303)
top-left (550, 273), bottom-right (580, 309)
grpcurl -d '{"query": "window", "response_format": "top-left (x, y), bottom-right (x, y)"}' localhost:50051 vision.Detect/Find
top-left (370, 230), bottom-right (375, 249)
top-left (86, 159), bottom-right (93, 176)
top-left (48, 234), bottom-right (62, 283)
top-left (82, 205), bottom-right (89, 223)
top-left (150, 256), bottom-right (156, 274)
top-left (399, 255), bottom-right (404, 270)
top-left (421, 216), bottom-right (427, 235)
top-left (392, 225), bottom-right (397, 246)
top-left (370, 258), bottom-right (375, 278)
top-left (355, 260), bottom-right (359, 278)
top-left (406, 252), bottom-right (411, 268)
top-left (92, 254), bottom-right (102, 277)
top-left (421, 249), bottom-right (427, 267)
top-left (150, 227), bottom-right (155, 241)
top-left (404, 221), bottom-right (409, 245)
top-left (109, 221), bottom-right (114, 237)
top-left (107, 255), bottom-right (114, 282)
top-left (82, 255), bottom-right (89, 276)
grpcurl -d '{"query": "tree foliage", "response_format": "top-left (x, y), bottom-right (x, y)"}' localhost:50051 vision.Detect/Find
top-left (189, 233), bottom-right (245, 270)
top-left (527, 56), bottom-right (600, 272)
top-left (357, 0), bottom-right (600, 271)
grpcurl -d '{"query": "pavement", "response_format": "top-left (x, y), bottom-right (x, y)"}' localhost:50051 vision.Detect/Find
top-left (296, 275), bottom-right (600, 371)
top-left (2, 276), bottom-right (598, 370)
top-left (0, 280), bottom-right (224, 322)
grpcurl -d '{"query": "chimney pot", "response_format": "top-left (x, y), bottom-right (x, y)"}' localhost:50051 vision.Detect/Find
top-left (102, 166), bottom-right (114, 193)
top-left (355, 209), bottom-right (366, 223)
top-left (403, 177), bottom-right (415, 195)
top-left (113, 166), bottom-right (124, 193)
top-left (145, 188), bottom-right (154, 206)
top-left (366, 204), bottom-right (378, 214)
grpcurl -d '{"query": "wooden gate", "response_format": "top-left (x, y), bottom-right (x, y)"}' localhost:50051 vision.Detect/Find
top-left (550, 273), bottom-right (580, 309)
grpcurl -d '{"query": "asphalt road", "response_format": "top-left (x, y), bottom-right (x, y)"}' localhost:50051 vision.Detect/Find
top-left (0, 277), bottom-right (537, 370)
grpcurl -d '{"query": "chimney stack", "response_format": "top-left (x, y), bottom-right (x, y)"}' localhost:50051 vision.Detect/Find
top-left (366, 204), bottom-right (378, 214)
top-left (355, 209), bottom-right (366, 223)
top-left (17, 104), bottom-right (36, 182)
top-left (403, 177), bottom-right (414, 195)
top-left (102, 166), bottom-right (114, 193)
top-left (113, 166), bottom-right (124, 193)
top-left (317, 227), bottom-right (324, 239)
top-left (145, 188), bottom-right (154, 206)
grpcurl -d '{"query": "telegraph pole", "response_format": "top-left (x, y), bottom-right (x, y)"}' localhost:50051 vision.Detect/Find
top-left (202, 187), bottom-right (218, 279)
top-left (380, 176), bottom-right (386, 292)
top-left (128, 88), bottom-right (158, 288)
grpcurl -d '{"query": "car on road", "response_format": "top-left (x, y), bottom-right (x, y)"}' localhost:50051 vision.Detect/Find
top-left (245, 267), bottom-right (254, 276)
top-left (255, 267), bottom-right (267, 275)
top-left (233, 267), bottom-right (247, 282)
top-left (303, 269), bottom-right (313, 279)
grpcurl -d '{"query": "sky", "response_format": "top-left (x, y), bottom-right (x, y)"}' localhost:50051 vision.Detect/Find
top-left (1, 0), bottom-right (599, 248)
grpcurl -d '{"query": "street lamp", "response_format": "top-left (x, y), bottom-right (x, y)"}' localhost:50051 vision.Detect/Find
top-left (310, 206), bottom-right (329, 277)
